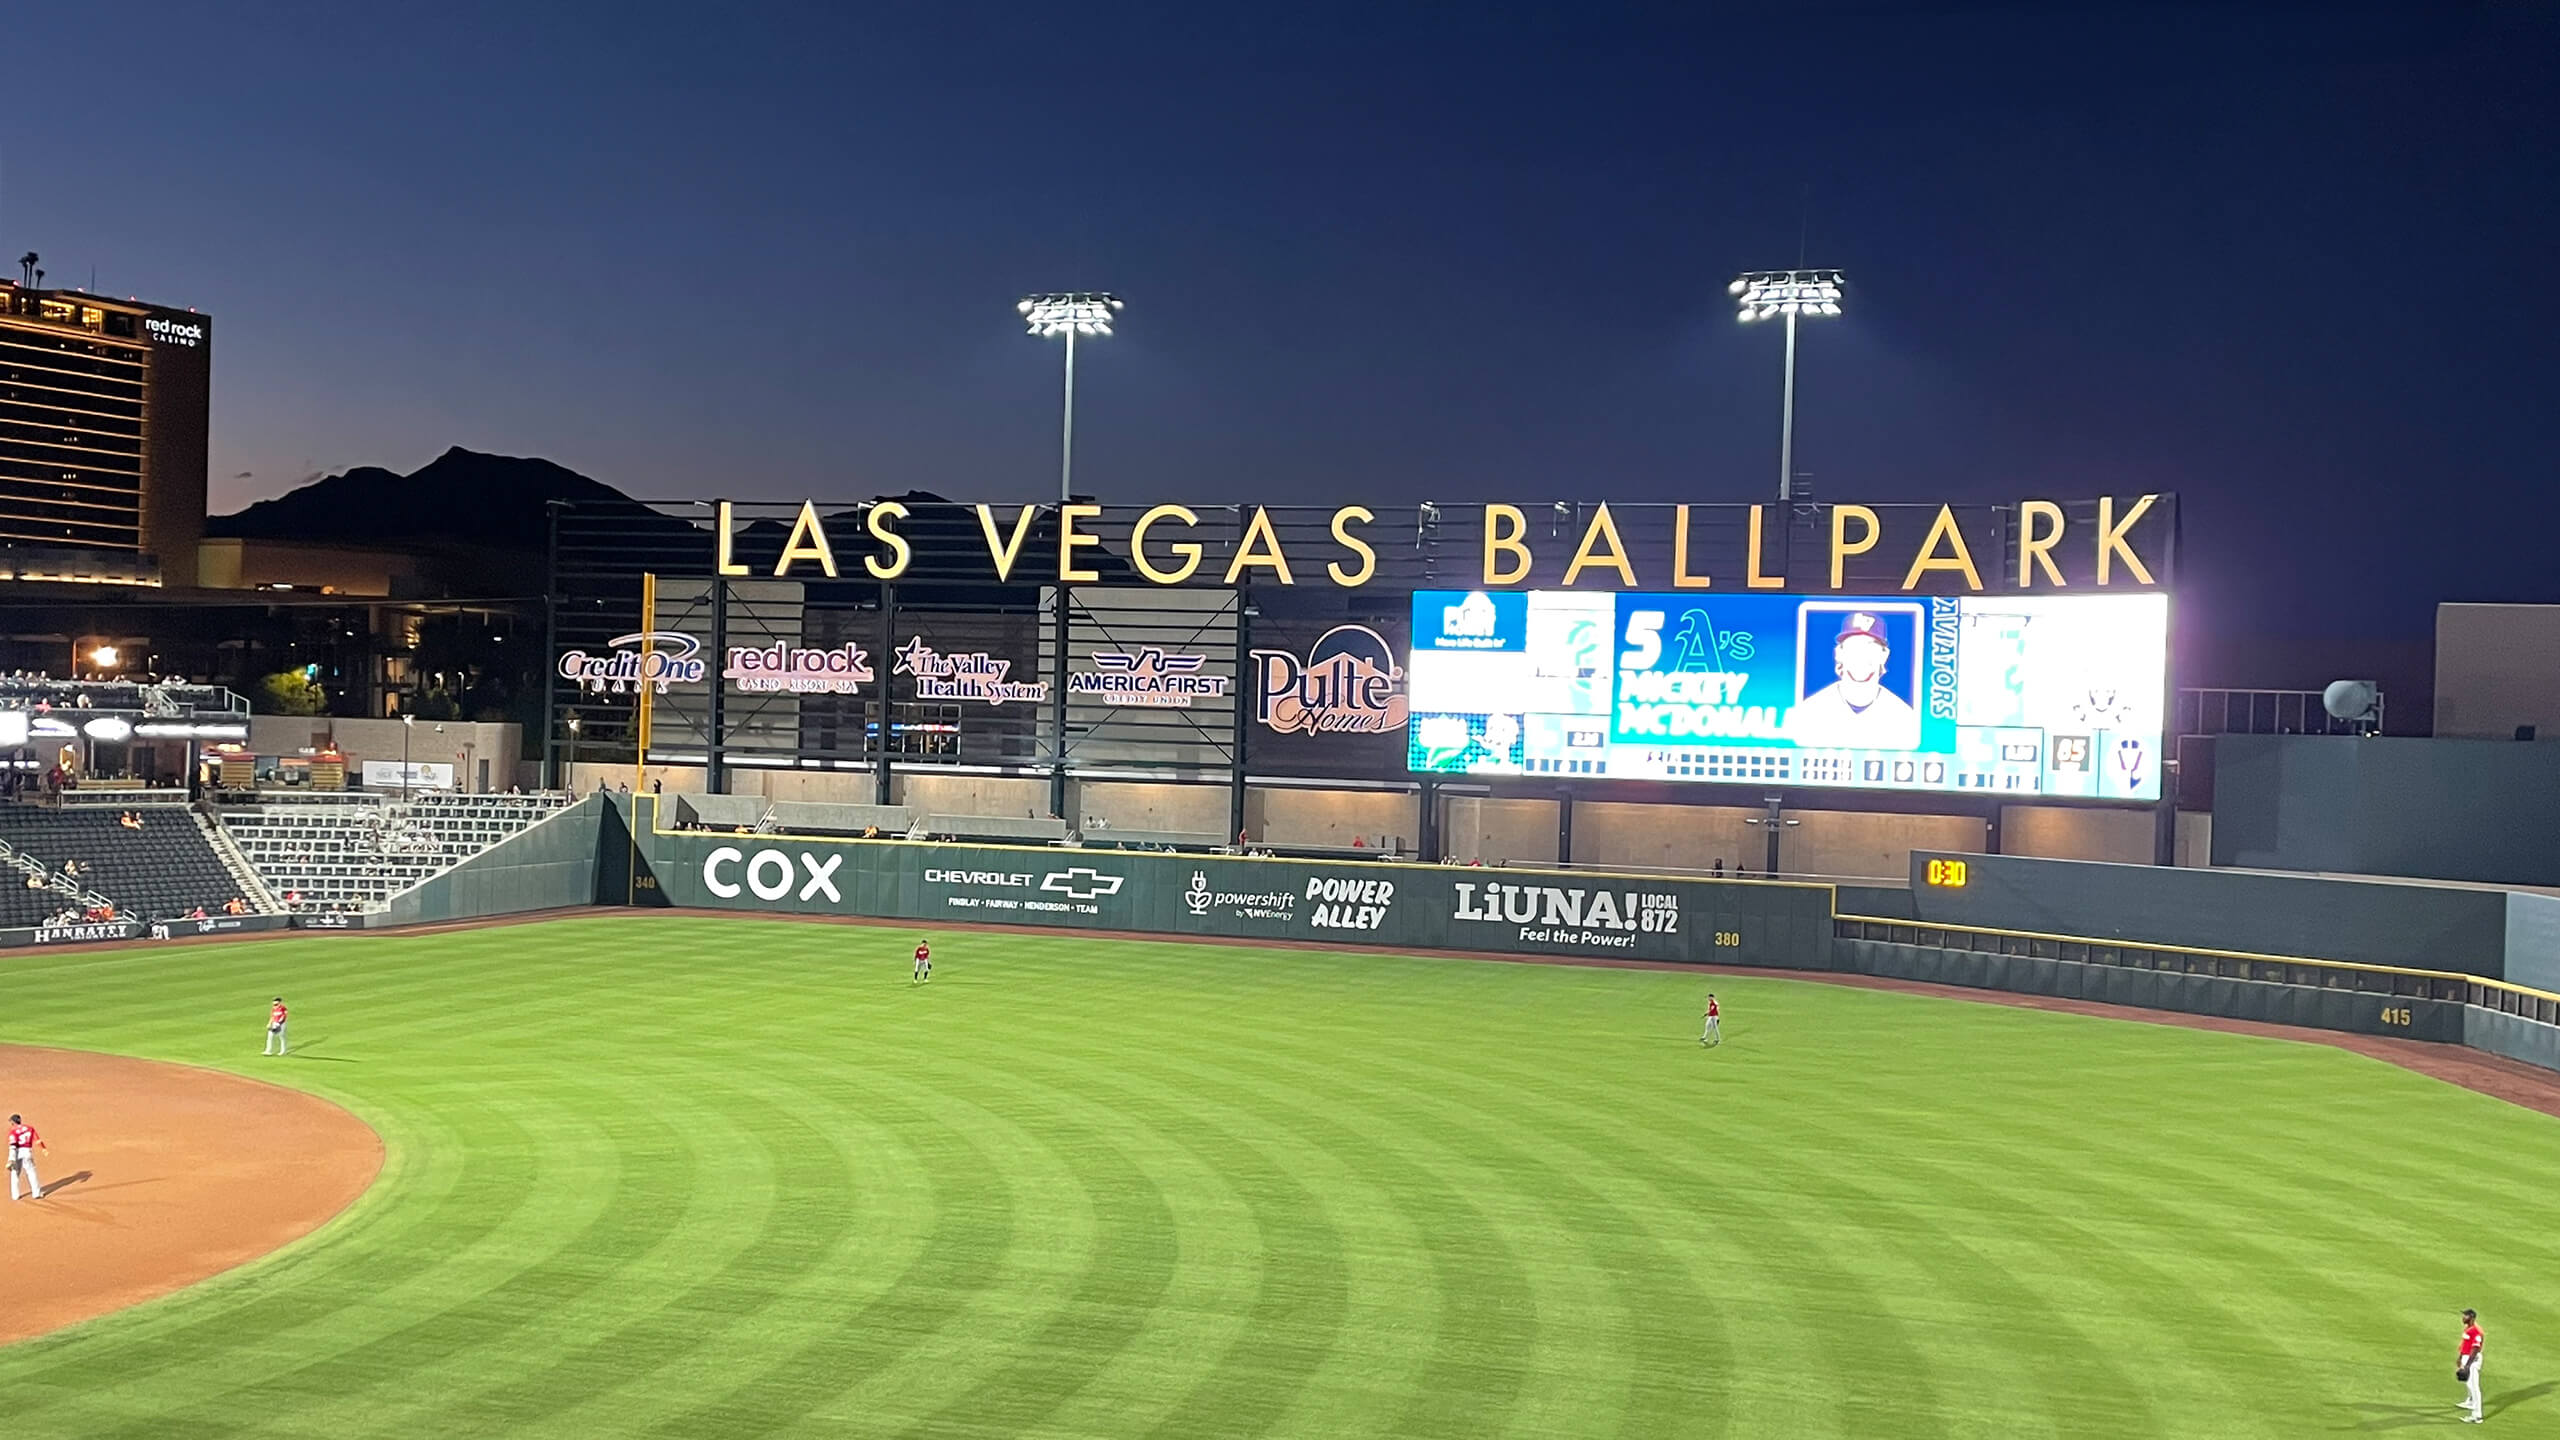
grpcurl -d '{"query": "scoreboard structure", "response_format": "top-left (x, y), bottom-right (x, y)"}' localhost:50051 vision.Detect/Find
top-left (546, 494), bottom-right (2178, 860)
top-left (1404, 588), bottom-right (2168, 801)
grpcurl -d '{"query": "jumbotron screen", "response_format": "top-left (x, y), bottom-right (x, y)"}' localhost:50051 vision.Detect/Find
top-left (1405, 589), bottom-right (2169, 800)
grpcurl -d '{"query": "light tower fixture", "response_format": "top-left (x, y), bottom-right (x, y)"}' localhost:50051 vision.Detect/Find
top-left (1730, 269), bottom-right (1845, 501)
top-left (1018, 292), bottom-right (1125, 501)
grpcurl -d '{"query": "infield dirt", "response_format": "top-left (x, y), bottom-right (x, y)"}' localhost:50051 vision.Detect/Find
top-left (0, 1045), bottom-right (382, 1346)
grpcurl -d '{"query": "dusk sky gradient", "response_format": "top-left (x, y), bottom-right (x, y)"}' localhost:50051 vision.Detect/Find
top-left (10, 2), bottom-right (2556, 695)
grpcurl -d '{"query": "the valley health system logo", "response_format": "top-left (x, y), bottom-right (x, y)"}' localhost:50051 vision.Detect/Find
top-left (1071, 649), bottom-right (1233, 708)
top-left (724, 642), bottom-right (874, 695)
top-left (558, 632), bottom-right (709, 696)
top-left (1252, 625), bottom-right (1408, 735)
top-left (893, 637), bottom-right (1050, 705)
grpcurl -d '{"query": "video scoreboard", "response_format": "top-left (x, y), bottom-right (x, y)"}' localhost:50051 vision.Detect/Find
top-left (1404, 589), bottom-right (2169, 801)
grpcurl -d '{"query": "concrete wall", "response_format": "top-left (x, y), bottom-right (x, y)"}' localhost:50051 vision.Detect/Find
top-left (252, 716), bottom-right (522, 792)
top-left (1441, 795), bottom-right (1561, 866)
top-left (1249, 787), bottom-right (1419, 849)
top-left (2213, 734), bottom-right (2560, 886)
top-left (2435, 603), bottom-right (2560, 740)
top-left (895, 772), bottom-right (1053, 819)
top-left (2504, 892), bottom-right (2560, 996)
top-left (2001, 804), bottom-right (2156, 865)
top-left (1075, 781), bottom-right (1231, 837)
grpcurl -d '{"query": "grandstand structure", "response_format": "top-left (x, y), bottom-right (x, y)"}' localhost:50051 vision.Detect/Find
top-left (217, 791), bottom-right (573, 913)
top-left (0, 796), bottom-right (259, 923)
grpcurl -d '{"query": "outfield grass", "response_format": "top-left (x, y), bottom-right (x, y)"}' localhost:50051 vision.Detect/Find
top-left (2, 914), bottom-right (2555, 1438)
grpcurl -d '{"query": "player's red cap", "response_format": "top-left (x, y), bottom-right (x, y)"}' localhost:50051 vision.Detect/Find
top-left (1836, 612), bottom-right (1889, 646)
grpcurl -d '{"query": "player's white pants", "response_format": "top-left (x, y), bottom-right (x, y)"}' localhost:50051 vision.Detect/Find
top-left (2465, 1358), bottom-right (2484, 1418)
top-left (1701, 1018), bottom-right (1720, 1045)
top-left (7, 1149), bottom-right (37, 1200)
top-left (266, 1023), bottom-right (287, 1054)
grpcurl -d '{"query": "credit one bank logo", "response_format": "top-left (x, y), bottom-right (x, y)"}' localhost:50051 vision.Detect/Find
top-left (559, 632), bottom-right (709, 696)
top-left (1251, 625), bottom-right (1408, 735)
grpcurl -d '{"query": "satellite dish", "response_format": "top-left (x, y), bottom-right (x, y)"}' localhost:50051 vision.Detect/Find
top-left (2321, 680), bottom-right (2379, 725)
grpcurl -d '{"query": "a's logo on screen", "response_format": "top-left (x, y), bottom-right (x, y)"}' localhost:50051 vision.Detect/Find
top-left (1252, 626), bottom-right (1409, 736)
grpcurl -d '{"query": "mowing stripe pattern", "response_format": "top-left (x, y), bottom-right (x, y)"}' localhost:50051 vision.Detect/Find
top-left (2, 914), bottom-right (2556, 1438)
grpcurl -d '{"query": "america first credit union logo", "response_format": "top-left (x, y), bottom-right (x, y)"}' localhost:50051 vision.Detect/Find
top-left (1070, 649), bottom-right (1233, 708)
top-left (558, 631), bottom-right (709, 696)
top-left (1252, 625), bottom-right (1409, 736)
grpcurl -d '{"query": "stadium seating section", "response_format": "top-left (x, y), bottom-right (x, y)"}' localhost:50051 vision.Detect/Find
top-left (0, 804), bottom-right (254, 923)
top-left (220, 793), bottom-right (571, 913)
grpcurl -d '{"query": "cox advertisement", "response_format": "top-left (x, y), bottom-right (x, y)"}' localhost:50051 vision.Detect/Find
top-left (1406, 589), bottom-right (2167, 800)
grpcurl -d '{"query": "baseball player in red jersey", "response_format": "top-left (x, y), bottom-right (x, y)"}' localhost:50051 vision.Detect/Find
top-left (264, 995), bottom-right (289, 1055)
top-left (6, 1114), bottom-right (46, 1201)
top-left (912, 940), bottom-right (932, 986)
top-left (1700, 993), bottom-right (1722, 1047)
top-left (2457, 1308), bottom-right (2484, 1423)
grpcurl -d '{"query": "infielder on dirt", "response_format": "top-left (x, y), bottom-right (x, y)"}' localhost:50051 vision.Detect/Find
top-left (265, 995), bottom-right (289, 1055)
top-left (6, 1114), bottom-right (46, 1201)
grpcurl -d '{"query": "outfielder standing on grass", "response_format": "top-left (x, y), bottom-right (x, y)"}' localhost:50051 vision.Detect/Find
top-left (1700, 993), bottom-right (1721, 1047)
top-left (912, 939), bottom-right (932, 986)
top-left (2457, 1307), bottom-right (2485, 1423)
top-left (6, 1114), bottom-right (46, 1201)
top-left (265, 995), bottom-right (289, 1056)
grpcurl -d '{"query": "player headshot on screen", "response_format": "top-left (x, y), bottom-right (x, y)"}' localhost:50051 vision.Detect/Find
top-left (1791, 611), bottom-right (1922, 749)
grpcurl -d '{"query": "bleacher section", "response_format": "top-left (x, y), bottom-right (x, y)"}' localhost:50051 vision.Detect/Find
top-left (0, 804), bottom-right (251, 919)
top-left (221, 793), bottom-right (572, 913)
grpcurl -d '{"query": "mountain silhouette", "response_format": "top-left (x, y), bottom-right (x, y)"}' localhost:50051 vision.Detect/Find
top-left (207, 447), bottom-right (646, 554)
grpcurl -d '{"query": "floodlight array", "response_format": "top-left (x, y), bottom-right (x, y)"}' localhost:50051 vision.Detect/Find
top-left (1730, 270), bottom-right (1844, 322)
top-left (1018, 292), bottom-right (1125, 337)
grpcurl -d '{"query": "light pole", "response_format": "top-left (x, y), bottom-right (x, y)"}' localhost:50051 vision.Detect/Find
top-left (400, 713), bottom-right (415, 802)
top-left (1017, 293), bottom-right (1123, 501)
top-left (1731, 270), bottom-right (1843, 501)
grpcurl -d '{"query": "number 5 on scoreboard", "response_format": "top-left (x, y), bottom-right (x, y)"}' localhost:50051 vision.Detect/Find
top-left (1621, 611), bottom-right (1665, 670)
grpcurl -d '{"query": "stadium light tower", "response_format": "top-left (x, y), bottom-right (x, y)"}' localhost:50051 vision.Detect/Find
top-left (1017, 293), bottom-right (1124, 501)
top-left (1730, 270), bottom-right (1844, 501)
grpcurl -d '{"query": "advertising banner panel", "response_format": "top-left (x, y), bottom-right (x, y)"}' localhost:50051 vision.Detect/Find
top-left (637, 828), bottom-right (1837, 970)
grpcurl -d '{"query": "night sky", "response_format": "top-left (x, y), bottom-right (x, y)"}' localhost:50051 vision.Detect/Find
top-left (12, 3), bottom-right (2556, 708)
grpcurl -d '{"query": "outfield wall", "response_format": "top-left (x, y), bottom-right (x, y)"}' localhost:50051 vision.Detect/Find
top-left (375, 794), bottom-right (612, 927)
top-left (627, 799), bottom-right (1836, 970)
top-left (1834, 937), bottom-right (2467, 1043)
top-left (1908, 850), bottom-right (2513, 979)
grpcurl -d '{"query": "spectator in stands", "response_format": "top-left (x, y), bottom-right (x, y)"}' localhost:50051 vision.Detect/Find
top-left (862, 825), bottom-right (880, 839)
top-left (651, 778), bottom-right (663, 795)
top-left (189, 906), bottom-right (207, 920)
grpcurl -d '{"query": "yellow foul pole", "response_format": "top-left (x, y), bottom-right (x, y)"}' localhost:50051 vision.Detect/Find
top-left (635, 571), bottom-right (657, 797)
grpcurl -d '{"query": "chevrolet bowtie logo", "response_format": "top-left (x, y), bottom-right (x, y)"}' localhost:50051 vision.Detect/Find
top-left (1041, 867), bottom-right (1125, 901)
